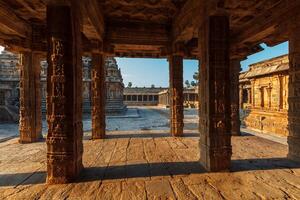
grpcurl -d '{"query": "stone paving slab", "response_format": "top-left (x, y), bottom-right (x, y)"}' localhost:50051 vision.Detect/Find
top-left (0, 130), bottom-right (300, 199)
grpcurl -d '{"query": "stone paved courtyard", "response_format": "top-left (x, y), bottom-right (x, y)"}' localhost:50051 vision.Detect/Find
top-left (0, 108), bottom-right (300, 199)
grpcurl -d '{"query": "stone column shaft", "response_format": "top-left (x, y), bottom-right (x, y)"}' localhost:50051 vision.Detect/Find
top-left (169, 55), bottom-right (184, 136)
top-left (239, 86), bottom-right (243, 109)
top-left (230, 59), bottom-right (241, 136)
top-left (46, 2), bottom-right (83, 184)
top-left (19, 52), bottom-right (42, 143)
top-left (288, 13), bottom-right (300, 162)
top-left (198, 15), bottom-right (232, 171)
top-left (91, 52), bottom-right (106, 139)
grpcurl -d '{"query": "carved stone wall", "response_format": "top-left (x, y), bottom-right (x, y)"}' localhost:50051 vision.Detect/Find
top-left (239, 55), bottom-right (289, 136)
top-left (46, 3), bottom-right (83, 184)
top-left (169, 55), bottom-right (184, 137)
top-left (199, 15), bottom-right (232, 172)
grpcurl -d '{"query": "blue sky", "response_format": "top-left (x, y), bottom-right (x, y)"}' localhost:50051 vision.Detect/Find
top-left (0, 41), bottom-right (289, 87)
top-left (117, 41), bottom-right (288, 87)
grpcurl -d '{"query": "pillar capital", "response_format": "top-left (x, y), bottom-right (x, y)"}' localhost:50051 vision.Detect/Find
top-left (45, 0), bottom-right (71, 6)
top-left (171, 42), bottom-right (185, 57)
top-left (103, 43), bottom-right (115, 56)
top-left (90, 40), bottom-right (104, 54)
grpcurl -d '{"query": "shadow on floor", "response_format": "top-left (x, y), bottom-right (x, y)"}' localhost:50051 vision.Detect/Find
top-left (104, 132), bottom-right (199, 139)
top-left (1, 158), bottom-right (300, 187)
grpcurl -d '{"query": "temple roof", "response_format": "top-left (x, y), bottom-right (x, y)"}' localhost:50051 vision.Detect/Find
top-left (240, 54), bottom-right (289, 81)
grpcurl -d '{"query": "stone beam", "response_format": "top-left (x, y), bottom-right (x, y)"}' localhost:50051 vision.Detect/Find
top-left (81, 0), bottom-right (105, 40)
top-left (172, 0), bottom-right (202, 43)
top-left (231, 0), bottom-right (300, 48)
top-left (106, 21), bottom-right (169, 46)
top-left (0, 1), bottom-right (32, 38)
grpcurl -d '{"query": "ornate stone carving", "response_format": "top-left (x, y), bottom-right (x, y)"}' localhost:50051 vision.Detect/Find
top-left (46, 3), bottom-right (83, 184)
top-left (198, 15), bottom-right (232, 172)
top-left (91, 52), bottom-right (106, 139)
top-left (169, 55), bottom-right (184, 136)
top-left (19, 52), bottom-right (42, 143)
top-left (230, 59), bottom-right (241, 136)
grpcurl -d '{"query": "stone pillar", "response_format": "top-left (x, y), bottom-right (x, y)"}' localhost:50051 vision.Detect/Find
top-left (288, 13), bottom-right (300, 162)
top-left (46, 1), bottom-right (83, 184)
top-left (19, 52), bottom-right (42, 143)
top-left (239, 86), bottom-right (243, 109)
top-left (251, 80), bottom-right (255, 107)
top-left (230, 59), bottom-right (241, 136)
top-left (91, 50), bottom-right (106, 139)
top-left (198, 15), bottom-right (232, 171)
top-left (169, 53), bottom-right (184, 137)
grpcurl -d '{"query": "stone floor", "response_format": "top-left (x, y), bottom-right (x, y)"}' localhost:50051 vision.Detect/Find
top-left (0, 108), bottom-right (300, 199)
top-left (0, 129), bottom-right (300, 199)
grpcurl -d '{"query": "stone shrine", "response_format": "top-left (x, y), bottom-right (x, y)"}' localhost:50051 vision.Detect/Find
top-left (240, 55), bottom-right (289, 136)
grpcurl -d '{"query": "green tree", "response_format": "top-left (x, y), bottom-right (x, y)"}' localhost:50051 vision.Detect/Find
top-left (190, 81), bottom-right (196, 87)
top-left (193, 72), bottom-right (199, 83)
top-left (151, 84), bottom-right (155, 88)
top-left (128, 82), bottom-right (132, 88)
top-left (185, 80), bottom-right (190, 88)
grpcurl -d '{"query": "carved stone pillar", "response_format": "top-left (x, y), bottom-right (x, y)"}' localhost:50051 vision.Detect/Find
top-left (169, 54), bottom-right (184, 137)
top-left (239, 86), bottom-right (243, 109)
top-left (19, 52), bottom-right (42, 143)
top-left (251, 80), bottom-right (255, 107)
top-left (288, 13), bottom-right (300, 162)
top-left (91, 51), bottom-right (106, 139)
top-left (230, 59), bottom-right (241, 136)
top-left (46, 2), bottom-right (83, 184)
top-left (198, 15), bottom-right (232, 171)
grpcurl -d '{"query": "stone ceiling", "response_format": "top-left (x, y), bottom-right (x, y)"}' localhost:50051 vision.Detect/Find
top-left (0, 0), bottom-right (298, 58)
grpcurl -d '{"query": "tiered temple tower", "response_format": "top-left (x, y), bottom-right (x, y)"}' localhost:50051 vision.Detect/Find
top-left (105, 57), bottom-right (127, 114)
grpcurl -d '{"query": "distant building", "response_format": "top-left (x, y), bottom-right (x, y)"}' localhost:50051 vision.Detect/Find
top-left (123, 86), bottom-right (199, 108)
top-left (158, 87), bottom-right (199, 108)
top-left (239, 55), bottom-right (289, 136)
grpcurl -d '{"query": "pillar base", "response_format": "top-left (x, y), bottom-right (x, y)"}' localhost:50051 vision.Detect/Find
top-left (19, 137), bottom-right (43, 144)
top-left (199, 143), bottom-right (232, 172)
top-left (231, 129), bottom-right (241, 136)
top-left (287, 136), bottom-right (300, 163)
top-left (91, 134), bottom-right (105, 140)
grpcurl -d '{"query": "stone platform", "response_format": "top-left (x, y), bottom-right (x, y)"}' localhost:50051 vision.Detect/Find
top-left (0, 130), bottom-right (300, 199)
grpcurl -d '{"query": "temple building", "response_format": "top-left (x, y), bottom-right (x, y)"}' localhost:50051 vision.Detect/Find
top-left (123, 87), bottom-right (199, 108)
top-left (239, 55), bottom-right (289, 136)
top-left (158, 87), bottom-right (199, 108)
top-left (0, 51), bottom-right (126, 121)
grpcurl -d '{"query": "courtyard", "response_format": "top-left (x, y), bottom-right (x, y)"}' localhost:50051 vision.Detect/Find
top-left (0, 107), bottom-right (299, 199)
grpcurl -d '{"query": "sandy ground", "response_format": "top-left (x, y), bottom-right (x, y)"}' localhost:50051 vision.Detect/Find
top-left (0, 108), bottom-right (300, 199)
